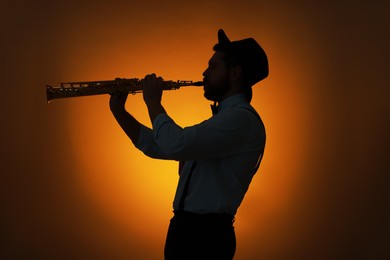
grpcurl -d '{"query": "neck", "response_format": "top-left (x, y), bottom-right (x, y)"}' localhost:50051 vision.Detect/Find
top-left (219, 86), bottom-right (246, 103)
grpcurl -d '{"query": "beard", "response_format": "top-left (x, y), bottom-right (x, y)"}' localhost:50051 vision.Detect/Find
top-left (203, 76), bottom-right (230, 102)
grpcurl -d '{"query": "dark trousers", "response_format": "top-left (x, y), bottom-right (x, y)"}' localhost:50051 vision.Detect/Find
top-left (164, 211), bottom-right (236, 260)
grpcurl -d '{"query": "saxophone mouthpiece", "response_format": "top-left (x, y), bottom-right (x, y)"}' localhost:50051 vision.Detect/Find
top-left (193, 81), bottom-right (204, 86)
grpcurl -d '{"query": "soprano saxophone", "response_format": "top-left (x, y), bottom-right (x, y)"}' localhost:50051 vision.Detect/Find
top-left (46, 78), bottom-right (203, 103)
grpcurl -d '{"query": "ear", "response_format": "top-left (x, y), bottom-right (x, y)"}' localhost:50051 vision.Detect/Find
top-left (229, 65), bottom-right (243, 82)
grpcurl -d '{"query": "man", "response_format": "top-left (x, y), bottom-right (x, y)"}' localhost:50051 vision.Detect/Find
top-left (110, 29), bottom-right (268, 260)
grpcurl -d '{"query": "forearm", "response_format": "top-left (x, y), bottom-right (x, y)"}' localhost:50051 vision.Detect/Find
top-left (111, 108), bottom-right (141, 145)
top-left (146, 101), bottom-right (166, 124)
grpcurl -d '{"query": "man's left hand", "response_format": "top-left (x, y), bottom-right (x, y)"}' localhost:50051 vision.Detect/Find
top-left (142, 73), bottom-right (163, 105)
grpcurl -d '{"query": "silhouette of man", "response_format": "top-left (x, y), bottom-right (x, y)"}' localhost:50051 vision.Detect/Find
top-left (110, 29), bottom-right (268, 260)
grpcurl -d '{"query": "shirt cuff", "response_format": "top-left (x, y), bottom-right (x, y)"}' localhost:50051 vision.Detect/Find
top-left (135, 125), bottom-right (153, 152)
top-left (152, 113), bottom-right (173, 139)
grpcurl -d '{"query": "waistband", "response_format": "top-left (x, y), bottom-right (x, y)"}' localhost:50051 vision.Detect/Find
top-left (173, 210), bottom-right (235, 225)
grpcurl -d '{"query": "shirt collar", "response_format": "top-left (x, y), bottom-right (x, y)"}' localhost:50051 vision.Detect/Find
top-left (216, 93), bottom-right (249, 113)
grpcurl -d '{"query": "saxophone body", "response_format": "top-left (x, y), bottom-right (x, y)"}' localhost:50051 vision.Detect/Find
top-left (46, 78), bottom-right (203, 103)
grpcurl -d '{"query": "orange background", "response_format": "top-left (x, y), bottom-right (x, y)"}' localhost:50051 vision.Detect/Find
top-left (1, 0), bottom-right (389, 259)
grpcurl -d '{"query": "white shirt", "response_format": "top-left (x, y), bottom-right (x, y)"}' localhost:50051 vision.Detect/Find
top-left (135, 94), bottom-right (266, 215)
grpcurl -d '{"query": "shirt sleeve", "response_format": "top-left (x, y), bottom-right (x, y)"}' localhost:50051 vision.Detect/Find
top-left (135, 124), bottom-right (170, 159)
top-left (147, 108), bottom-right (256, 161)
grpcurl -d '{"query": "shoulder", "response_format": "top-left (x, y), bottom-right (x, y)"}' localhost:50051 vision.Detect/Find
top-left (228, 104), bottom-right (266, 135)
top-left (207, 105), bottom-right (262, 132)
top-left (225, 104), bottom-right (262, 124)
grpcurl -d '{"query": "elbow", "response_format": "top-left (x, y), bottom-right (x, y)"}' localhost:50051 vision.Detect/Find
top-left (160, 145), bottom-right (186, 161)
top-left (158, 138), bottom-right (188, 161)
